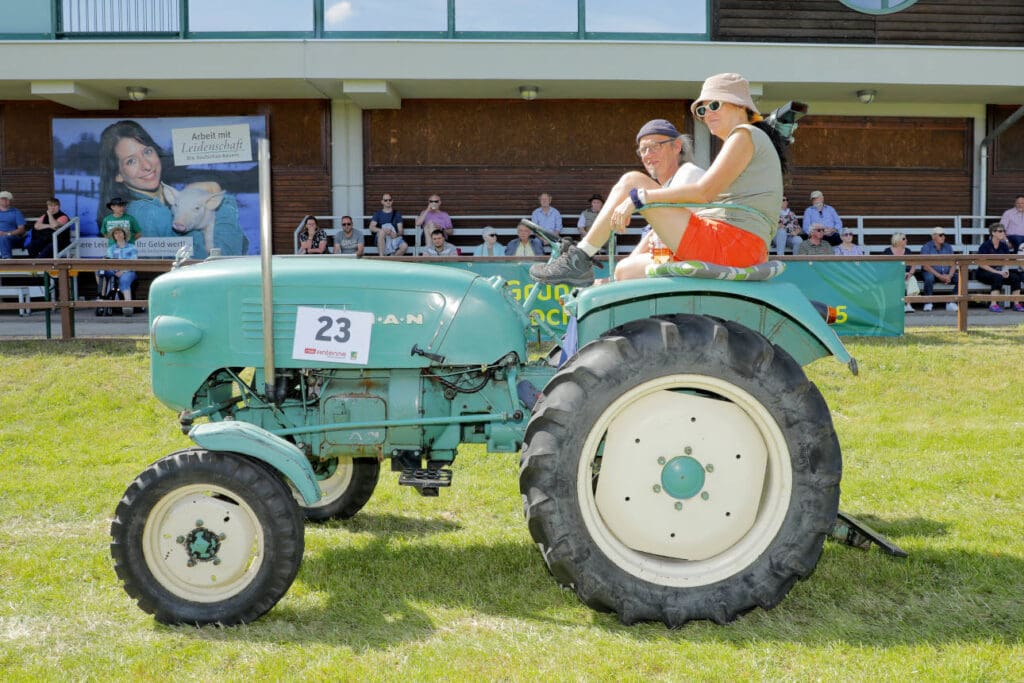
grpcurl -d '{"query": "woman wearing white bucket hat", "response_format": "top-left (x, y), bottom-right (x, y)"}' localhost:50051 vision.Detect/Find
top-left (531, 72), bottom-right (788, 287)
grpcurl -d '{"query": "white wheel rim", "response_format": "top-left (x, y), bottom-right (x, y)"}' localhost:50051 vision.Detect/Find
top-left (142, 484), bottom-right (264, 602)
top-left (295, 457), bottom-right (355, 508)
top-left (577, 373), bottom-right (792, 587)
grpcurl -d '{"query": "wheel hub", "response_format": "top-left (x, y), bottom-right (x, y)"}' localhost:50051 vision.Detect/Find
top-left (660, 456), bottom-right (706, 499)
top-left (179, 521), bottom-right (226, 566)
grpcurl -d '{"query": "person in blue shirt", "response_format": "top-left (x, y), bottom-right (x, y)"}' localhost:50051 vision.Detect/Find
top-left (97, 225), bottom-right (138, 316)
top-left (0, 190), bottom-right (27, 259)
top-left (530, 192), bottom-right (563, 235)
top-left (505, 221), bottom-right (544, 256)
top-left (802, 190), bottom-right (843, 246)
top-left (919, 226), bottom-right (958, 312)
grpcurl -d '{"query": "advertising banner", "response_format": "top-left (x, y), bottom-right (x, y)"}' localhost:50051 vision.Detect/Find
top-left (52, 115), bottom-right (267, 257)
top-left (429, 259), bottom-right (905, 339)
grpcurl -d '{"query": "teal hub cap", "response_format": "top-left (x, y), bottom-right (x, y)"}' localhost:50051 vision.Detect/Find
top-left (660, 456), bottom-right (706, 499)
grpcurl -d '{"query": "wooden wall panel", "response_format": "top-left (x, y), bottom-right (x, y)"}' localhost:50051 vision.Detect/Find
top-left (785, 115), bottom-right (972, 217)
top-left (0, 99), bottom-right (331, 249)
top-left (365, 99), bottom-right (688, 227)
top-left (714, 0), bottom-right (1024, 47)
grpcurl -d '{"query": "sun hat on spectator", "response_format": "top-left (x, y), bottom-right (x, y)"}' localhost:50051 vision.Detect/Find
top-left (810, 190), bottom-right (824, 200)
top-left (482, 226), bottom-right (498, 237)
top-left (932, 226), bottom-right (946, 235)
top-left (690, 73), bottom-right (759, 117)
top-left (0, 191), bottom-right (12, 200)
top-left (635, 119), bottom-right (681, 143)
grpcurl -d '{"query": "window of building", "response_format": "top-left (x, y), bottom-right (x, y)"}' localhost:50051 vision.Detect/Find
top-left (324, 0), bottom-right (447, 32)
top-left (838, 0), bottom-right (919, 14)
top-left (585, 0), bottom-right (707, 35)
top-left (455, 0), bottom-right (576, 33)
top-left (188, 0), bottom-right (314, 32)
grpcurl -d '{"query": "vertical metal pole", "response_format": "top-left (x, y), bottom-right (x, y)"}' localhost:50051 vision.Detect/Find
top-left (258, 138), bottom-right (276, 400)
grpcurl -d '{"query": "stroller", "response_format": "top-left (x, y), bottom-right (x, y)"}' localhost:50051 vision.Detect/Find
top-left (96, 271), bottom-right (131, 317)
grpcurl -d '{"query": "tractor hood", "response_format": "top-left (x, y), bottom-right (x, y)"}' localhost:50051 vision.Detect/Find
top-left (149, 256), bottom-right (527, 410)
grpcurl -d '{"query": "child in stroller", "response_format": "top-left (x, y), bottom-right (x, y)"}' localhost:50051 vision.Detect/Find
top-left (96, 226), bottom-right (137, 317)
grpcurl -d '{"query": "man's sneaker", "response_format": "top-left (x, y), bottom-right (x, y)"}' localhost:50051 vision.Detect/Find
top-left (904, 303), bottom-right (914, 313)
top-left (946, 302), bottom-right (958, 312)
top-left (989, 303), bottom-right (1003, 313)
top-left (529, 246), bottom-right (596, 287)
top-left (923, 303), bottom-right (933, 312)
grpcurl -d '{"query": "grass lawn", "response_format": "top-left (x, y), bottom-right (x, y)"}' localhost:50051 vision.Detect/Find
top-left (1, 329), bottom-right (1022, 681)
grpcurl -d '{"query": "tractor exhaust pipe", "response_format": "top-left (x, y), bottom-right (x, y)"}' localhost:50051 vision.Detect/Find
top-left (257, 138), bottom-right (278, 403)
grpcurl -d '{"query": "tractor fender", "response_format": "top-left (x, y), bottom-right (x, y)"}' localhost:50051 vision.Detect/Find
top-left (188, 421), bottom-right (321, 504)
top-left (571, 278), bottom-right (855, 372)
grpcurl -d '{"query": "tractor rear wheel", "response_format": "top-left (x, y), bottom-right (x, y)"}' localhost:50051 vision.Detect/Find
top-left (519, 314), bottom-right (841, 627)
top-left (110, 448), bottom-right (304, 625)
top-left (297, 456), bottom-right (380, 522)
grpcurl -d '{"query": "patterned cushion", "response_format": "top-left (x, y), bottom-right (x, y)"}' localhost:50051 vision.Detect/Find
top-left (645, 259), bottom-right (786, 281)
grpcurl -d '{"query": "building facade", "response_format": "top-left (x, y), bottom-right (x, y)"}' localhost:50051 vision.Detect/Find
top-left (2, 0), bottom-right (1024, 251)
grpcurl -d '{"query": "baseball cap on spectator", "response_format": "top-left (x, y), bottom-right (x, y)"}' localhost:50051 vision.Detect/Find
top-left (636, 119), bottom-right (680, 143)
top-left (107, 197), bottom-right (126, 209)
top-left (482, 226), bottom-right (498, 237)
top-left (0, 191), bottom-right (12, 200)
top-left (931, 226), bottom-right (946, 235)
top-left (810, 190), bottom-right (824, 200)
top-left (589, 194), bottom-right (603, 202)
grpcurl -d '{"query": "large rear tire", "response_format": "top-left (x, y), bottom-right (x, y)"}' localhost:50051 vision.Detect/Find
top-left (110, 448), bottom-right (304, 626)
top-left (519, 314), bottom-right (841, 627)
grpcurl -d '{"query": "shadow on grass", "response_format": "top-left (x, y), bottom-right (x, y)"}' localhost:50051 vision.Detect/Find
top-left (194, 512), bottom-right (1023, 649)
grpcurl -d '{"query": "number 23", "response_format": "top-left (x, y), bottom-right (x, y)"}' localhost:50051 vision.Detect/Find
top-left (315, 315), bottom-right (351, 343)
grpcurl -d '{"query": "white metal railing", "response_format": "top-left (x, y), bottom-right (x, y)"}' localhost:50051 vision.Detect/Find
top-left (59, 0), bottom-right (179, 34)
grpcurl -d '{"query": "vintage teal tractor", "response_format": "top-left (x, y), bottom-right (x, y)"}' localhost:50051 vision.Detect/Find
top-left (109, 225), bottom-right (856, 627)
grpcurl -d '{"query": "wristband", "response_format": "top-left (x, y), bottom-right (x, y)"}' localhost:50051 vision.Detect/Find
top-left (629, 187), bottom-right (645, 210)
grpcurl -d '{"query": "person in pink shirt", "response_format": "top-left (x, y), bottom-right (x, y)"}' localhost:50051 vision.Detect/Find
top-left (999, 194), bottom-right (1024, 250)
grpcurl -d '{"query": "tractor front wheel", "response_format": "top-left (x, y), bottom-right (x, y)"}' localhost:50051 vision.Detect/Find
top-left (519, 314), bottom-right (841, 627)
top-left (297, 456), bottom-right (380, 522)
top-left (110, 448), bottom-right (304, 625)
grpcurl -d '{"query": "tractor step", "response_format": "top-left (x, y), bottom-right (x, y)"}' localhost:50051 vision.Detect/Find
top-left (831, 511), bottom-right (909, 558)
top-left (398, 467), bottom-right (453, 497)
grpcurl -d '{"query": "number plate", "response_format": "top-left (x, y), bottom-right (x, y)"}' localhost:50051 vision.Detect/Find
top-left (291, 306), bottom-right (374, 365)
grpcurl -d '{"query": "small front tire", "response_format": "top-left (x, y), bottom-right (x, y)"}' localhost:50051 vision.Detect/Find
top-left (110, 448), bottom-right (304, 626)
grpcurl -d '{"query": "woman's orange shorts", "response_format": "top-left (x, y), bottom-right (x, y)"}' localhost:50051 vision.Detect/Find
top-left (673, 213), bottom-right (768, 267)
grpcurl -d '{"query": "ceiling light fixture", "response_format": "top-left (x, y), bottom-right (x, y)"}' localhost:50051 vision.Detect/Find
top-left (856, 89), bottom-right (877, 104)
top-left (126, 86), bottom-right (149, 102)
top-left (519, 85), bottom-right (539, 101)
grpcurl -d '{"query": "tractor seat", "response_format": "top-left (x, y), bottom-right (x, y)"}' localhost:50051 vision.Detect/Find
top-left (645, 259), bottom-right (785, 282)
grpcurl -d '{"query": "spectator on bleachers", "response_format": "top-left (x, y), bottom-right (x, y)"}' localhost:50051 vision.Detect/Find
top-left (802, 190), bottom-right (842, 246)
top-left (333, 215), bottom-right (365, 257)
top-left (472, 226), bottom-right (502, 256)
top-left (415, 194), bottom-right (453, 238)
top-left (774, 195), bottom-right (803, 255)
top-left (531, 192), bottom-right (563, 235)
top-left (999, 195), bottom-right (1024, 250)
top-left (795, 226), bottom-right (833, 256)
top-left (368, 193), bottom-right (406, 255)
top-left (505, 221), bottom-right (544, 257)
top-left (296, 215), bottom-right (328, 254)
top-left (577, 194), bottom-right (603, 236)
top-left (833, 229), bottom-right (864, 256)
top-left (976, 223), bottom-right (1023, 312)
top-left (0, 190), bottom-right (27, 259)
top-left (920, 226), bottom-right (958, 312)
top-left (100, 197), bottom-right (141, 244)
top-left (28, 197), bottom-right (70, 258)
top-left (882, 232), bottom-right (920, 313)
top-left (422, 227), bottom-right (458, 256)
